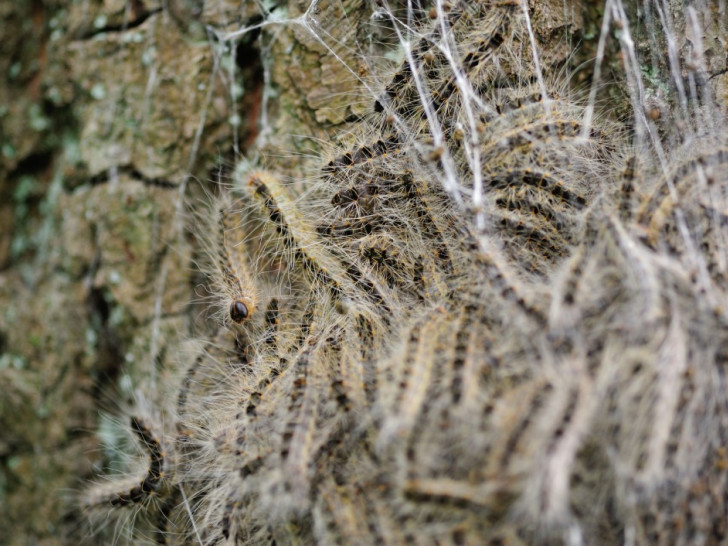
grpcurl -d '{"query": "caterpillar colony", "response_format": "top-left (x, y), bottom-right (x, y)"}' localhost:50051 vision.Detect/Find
top-left (82, 0), bottom-right (728, 544)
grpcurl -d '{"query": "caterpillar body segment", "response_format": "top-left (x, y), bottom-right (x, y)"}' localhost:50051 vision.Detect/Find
top-left (81, 415), bottom-right (172, 537)
top-left (243, 171), bottom-right (400, 321)
top-left (219, 201), bottom-right (258, 326)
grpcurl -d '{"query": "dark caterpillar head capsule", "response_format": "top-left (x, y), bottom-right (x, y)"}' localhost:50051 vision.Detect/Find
top-left (230, 300), bottom-right (250, 323)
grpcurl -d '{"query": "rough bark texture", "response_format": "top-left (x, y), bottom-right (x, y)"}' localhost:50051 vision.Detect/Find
top-left (0, 0), bottom-right (726, 544)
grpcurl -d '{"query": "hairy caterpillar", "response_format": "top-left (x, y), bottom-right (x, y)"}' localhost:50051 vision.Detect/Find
top-left (218, 201), bottom-right (258, 326)
top-left (82, 0), bottom-right (728, 544)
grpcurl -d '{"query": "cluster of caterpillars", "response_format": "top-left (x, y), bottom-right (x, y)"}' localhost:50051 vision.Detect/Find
top-left (83, 1), bottom-right (728, 544)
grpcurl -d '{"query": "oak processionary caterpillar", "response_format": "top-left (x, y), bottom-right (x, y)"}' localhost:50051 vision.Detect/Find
top-left (82, 1), bottom-right (728, 544)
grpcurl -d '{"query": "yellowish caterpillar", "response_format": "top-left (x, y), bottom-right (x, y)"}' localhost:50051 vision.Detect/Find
top-left (217, 196), bottom-right (258, 328)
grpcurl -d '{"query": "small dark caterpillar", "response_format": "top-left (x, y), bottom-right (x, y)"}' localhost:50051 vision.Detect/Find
top-left (81, 416), bottom-right (169, 533)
